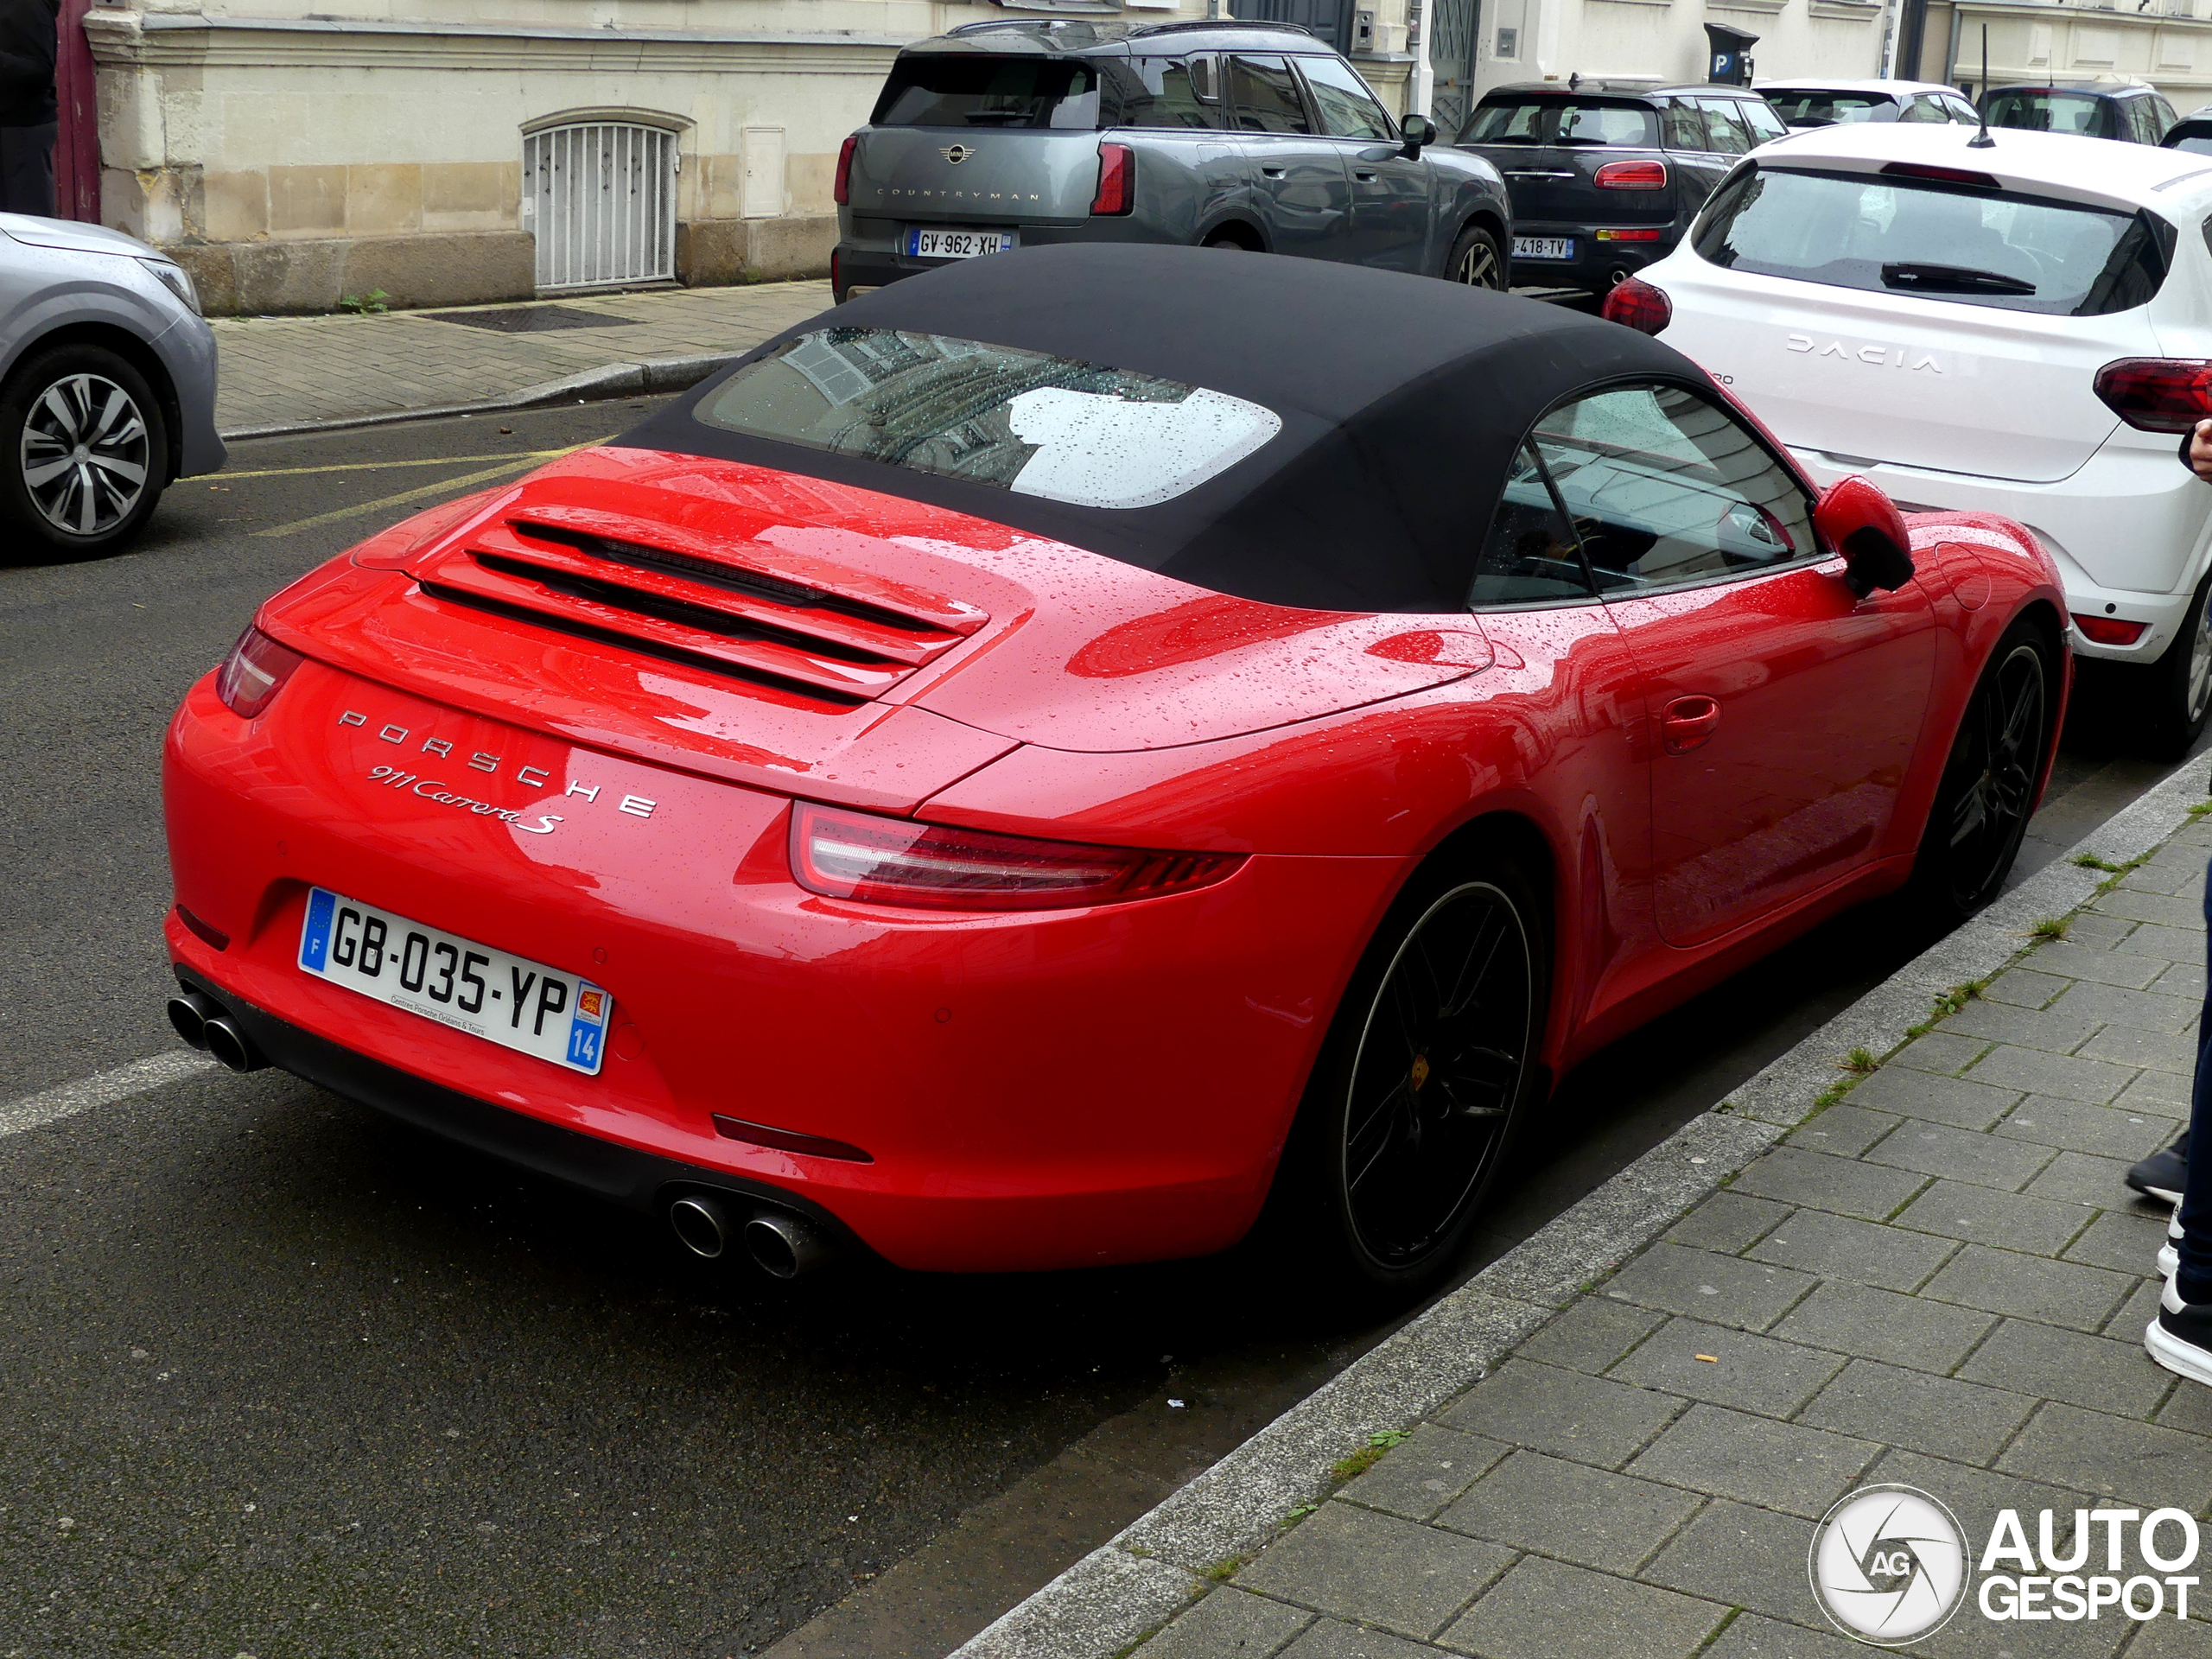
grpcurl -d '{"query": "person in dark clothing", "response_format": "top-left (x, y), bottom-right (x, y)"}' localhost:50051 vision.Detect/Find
top-left (0, 0), bottom-right (58, 218)
top-left (2145, 418), bottom-right (2212, 1382)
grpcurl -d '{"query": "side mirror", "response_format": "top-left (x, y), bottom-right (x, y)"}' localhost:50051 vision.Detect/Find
top-left (1400, 112), bottom-right (1438, 157)
top-left (1815, 475), bottom-right (1916, 597)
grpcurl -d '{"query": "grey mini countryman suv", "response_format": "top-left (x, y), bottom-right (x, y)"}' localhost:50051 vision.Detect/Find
top-left (832, 19), bottom-right (1514, 300)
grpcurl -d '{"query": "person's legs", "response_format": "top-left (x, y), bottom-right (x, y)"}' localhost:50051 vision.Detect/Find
top-left (2146, 857), bottom-right (2212, 1380)
top-left (0, 123), bottom-right (59, 218)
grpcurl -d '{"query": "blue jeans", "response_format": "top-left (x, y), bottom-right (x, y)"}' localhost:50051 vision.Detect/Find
top-left (2177, 864), bottom-right (2212, 1300)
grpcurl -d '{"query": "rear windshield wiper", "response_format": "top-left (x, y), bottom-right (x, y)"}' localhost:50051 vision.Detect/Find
top-left (1881, 262), bottom-right (2037, 296)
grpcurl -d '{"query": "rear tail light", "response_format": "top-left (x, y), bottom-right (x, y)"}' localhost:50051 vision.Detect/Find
top-left (1879, 161), bottom-right (1999, 189)
top-left (834, 134), bottom-right (857, 207)
top-left (1595, 159), bottom-right (1668, 189)
top-left (214, 626), bottom-right (305, 719)
top-left (790, 803), bottom-right (1241, 912)
top-left (2094, 358), bottom-right (2212, 432)
top-left (1594, 227), bottom-right (1664, 242)
top-left (1601, 276), bottom-right (1672, 335)
top-left (1090, 143), bottom-right (1135, 216)
top-left (2073, 613), bottom-right (2150, 645)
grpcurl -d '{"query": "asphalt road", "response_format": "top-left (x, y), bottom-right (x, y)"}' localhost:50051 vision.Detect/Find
top-left (0, 399), bottom-right (2201, 1659)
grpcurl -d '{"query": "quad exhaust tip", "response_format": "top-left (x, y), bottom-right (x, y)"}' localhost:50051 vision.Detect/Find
top-left (167, 991), bottom-right (265, 1073)
top-left (167, 992), bottom-right (215, 1051)
top-left (667, 1194), bottom-right (732, 1260)
top-left (743, 1212), bottom-right (830, 1281)
top-left (666, 1194), bottom-right (836, 1279)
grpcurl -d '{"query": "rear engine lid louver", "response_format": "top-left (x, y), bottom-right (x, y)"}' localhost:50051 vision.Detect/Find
top-left (413, 512), bottom-right (988, 709)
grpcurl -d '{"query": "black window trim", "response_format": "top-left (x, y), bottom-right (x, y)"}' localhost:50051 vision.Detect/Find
top-left (1481, 371), bottom-right (1835, 608)
top-left (1289, 52), bottom-right (1396, 143)
top-left (1466, 438), bottom-right (1605, 613)
top-left (1225, 49), bottom-right (1320, 135)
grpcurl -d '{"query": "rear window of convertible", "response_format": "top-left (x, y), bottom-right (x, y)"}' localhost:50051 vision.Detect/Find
top-left (1693, 165), bottom-right (2170, 316)
top-left (696, 327), bottom-right (1284, 510)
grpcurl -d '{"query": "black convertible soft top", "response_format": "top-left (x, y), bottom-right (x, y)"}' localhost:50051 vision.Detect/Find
top-left (620, 244), bottom-right (1707, 613)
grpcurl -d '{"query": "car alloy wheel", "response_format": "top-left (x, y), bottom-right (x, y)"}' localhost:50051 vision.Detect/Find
top-left (1452, 236), bottom-right (1501, 289)
top-left (1937, 635), bottom-right (2047, 913)
top-left (20, 372), bottom-right (152, 538)
top-left (1338, 879), bottom-right (1533, 1269)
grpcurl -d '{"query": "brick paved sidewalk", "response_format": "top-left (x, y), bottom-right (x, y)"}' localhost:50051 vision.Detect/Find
top-left (1126, 818), bottom-right (2212, 1659)
top-left (211, 282), bottom-right (832, 437)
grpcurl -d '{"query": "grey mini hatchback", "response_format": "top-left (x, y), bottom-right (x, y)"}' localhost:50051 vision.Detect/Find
top-left (832, 18), bottom-right (1513, 301)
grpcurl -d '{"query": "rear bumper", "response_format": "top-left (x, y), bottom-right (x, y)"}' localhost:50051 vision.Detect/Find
top-left (1505, 218), bottom-right (1681, 290)
top-left (1789, 442), bottom-right (2212, 664)
top-left (834, 215), bottom-right (1147, 299)
top-left (170, 965), bottom-right (870, 1250)
top-left (163, 668), bottom-right (1402, 1273)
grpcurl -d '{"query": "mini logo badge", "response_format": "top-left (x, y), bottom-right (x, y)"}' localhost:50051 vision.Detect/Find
top-left (941, 144), bottom-right (975, 164)
top-left (1810, 1484), bottom-right (1969, 1645)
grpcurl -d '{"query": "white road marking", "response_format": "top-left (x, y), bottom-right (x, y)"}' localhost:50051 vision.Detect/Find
top-left (0, 1052), bottom-right (220, 1139)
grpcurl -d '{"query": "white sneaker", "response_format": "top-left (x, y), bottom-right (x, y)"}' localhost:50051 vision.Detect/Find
top-left (2149, 1275), bottom-right (2212, 1387)
top-left (2161, 1211), bottom-right (2183, 1279)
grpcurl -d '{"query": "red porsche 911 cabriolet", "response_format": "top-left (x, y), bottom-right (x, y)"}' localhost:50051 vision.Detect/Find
top-left (162, 245), bottom-right (2065, 1300)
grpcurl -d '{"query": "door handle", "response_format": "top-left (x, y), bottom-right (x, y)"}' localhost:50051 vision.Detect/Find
top-left (1660, 695), bottom-right (1721, 755)
top-left (1355, 169), bottom-right (1378, 181)
top-left (1261, 165), bottom-right (1287, 178)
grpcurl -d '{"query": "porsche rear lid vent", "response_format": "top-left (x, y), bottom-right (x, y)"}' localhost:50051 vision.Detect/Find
top-left (413, 516), bottom-right (988, 709)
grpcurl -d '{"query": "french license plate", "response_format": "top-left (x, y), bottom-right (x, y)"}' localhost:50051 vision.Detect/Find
top-left (906, 227), bottom-right (1019, 259)
top-left (297, 887), bottom-right (611, 1076)
top-left (1513, 236), bottom-right (1576, 261)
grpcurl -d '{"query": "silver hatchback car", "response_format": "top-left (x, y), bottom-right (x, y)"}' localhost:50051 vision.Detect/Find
top-left (0, 213), bottom-right (225, 557)
top-left (833, 18), bottom-right (1515, 299)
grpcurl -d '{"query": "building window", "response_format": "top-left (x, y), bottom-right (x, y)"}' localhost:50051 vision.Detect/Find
top-left (524, 122), bottom-right (678, 290)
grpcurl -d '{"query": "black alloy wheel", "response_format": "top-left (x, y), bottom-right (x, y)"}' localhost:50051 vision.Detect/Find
top-left (1446, 224), bottom-right (1506, 290)
top-left (1270, 849), bottom-right (1548, 1303)
top-left (1916, 620), bottom-right (2051, 921)
top-left (0, 342), bottom-right (169, 559)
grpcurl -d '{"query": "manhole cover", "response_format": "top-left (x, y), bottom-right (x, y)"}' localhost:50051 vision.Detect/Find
top-left (423, 305), bottom-right (635, 334)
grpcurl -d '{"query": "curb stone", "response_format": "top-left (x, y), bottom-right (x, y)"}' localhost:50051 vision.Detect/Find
top-left (217, 351), bottom-right (738, 442)
top-left (948, 754), bottom-right (2212, 1659)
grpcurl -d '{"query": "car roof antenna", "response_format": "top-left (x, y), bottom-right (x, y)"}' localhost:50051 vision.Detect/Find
top-left (1968, 25), bottom-right (1996, 147)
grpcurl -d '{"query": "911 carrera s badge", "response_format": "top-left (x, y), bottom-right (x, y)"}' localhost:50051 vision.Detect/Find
top-left (341, 709), bottom-right (656, 833)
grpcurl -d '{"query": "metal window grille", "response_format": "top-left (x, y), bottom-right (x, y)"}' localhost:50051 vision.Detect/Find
top-left (524, 123), bottom-right (677, 290)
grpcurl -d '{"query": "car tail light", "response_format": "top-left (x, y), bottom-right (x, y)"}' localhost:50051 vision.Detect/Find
top-left (2073, 613), bottom-right (2150, 645)
top-left (1595, 159), bottom-right (1668, 189)
top-left (789, 803), bottom-right (1241, 912)
top-left (1601, 276), bottom-right (1671, 335)
top-left (1594, 227), bottom-right (1664, 242)
top-left (215, 626), bottom-right (305, 719)
top-left (834, 134), bottom-right (857, 206)
top-left (2094, 358), bottom-right (2212, 432)
top-left (1090, 143), bottom-right (1135, 215)
top-left (1879, 161), bottom-right (1999, 190)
